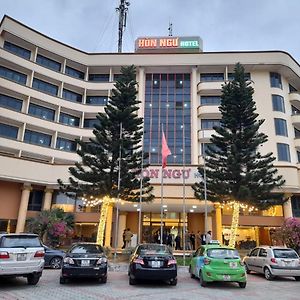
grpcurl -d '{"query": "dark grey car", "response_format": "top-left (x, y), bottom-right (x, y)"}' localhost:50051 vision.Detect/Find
top-left (43, 245), bottom-right (65, 269)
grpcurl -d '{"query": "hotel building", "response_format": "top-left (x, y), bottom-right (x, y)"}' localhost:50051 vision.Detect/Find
top-left (0, 15), bottom-right (299, 248)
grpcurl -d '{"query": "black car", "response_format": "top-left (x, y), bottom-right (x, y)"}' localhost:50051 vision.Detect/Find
top-left (128, 243), bottom-right (177, 285)
top-left (60, 243), bottom-right (108, 284)
top-left (43, 245), bottom-right (65, 269)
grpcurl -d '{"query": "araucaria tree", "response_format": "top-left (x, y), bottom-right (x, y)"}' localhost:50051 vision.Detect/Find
top-left (58, 65), bottom-right (154, 245)
top-left (193, 63), bottom-right (285, 247)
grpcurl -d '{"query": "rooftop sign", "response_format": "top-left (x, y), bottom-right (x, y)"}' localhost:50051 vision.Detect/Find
top-left (135, 36), bottom-right (203, 53)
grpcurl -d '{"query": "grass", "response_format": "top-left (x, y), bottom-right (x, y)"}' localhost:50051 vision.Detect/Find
top-left (176, 256), bottom-right (191, 266)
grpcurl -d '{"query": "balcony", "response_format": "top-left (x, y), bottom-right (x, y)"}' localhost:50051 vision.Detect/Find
top-left (198, 129), bottom-right (215, 142)
top-left (291, 114), bottom-right (300, 125)
top-left (197, 105), bottom-right (221, 118)
top-left (289, 92), bottom-right (300, 106)
top-left (294, 138), bottom-right (300, 149)
top-left (197, 81), bottom-right (223, 94)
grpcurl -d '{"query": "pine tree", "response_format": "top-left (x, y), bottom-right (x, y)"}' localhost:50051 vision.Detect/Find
top-left (58, 65), bottom-right (154, 244)
top-left (193, 63), bottom-right (285, 246)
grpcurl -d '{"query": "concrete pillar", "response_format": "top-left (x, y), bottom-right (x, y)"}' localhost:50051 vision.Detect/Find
top-left (214, 204), bottom-right (222, 242)
top-left (283, 198), bottom-right (293, 218)
top-left (255, 226), bottom-right (260, 247)
top-left (104, 204), bottom-right (113, 247)
top-left (42, 188), bottom-right (53, 210)
top-left (16, 184), bottom-right (32, 233)
top-left (117, 213), bottom-right (127, 248)
top-left (207, 214), bottom-right (213, 232)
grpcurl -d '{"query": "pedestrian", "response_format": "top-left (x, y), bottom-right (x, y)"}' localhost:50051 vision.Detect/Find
top-left (200, 232), bottom-right (206, 245)
top-left (167, 232), bottom-right (173, 247)
top-left (185, 231), bottom-right (191, 250)
top-left (124, 228), bottom-right (133, 248)
top-left (189, 232), bottom-right (196, 250)
top-left (121, 229), bottom-right (127, 249)
top-left (206, 230), bottom-right (212, 244)
top-left (175, 234), bottom-right (181, 250)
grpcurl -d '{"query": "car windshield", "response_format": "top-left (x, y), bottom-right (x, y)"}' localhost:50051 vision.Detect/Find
top-left (273, 249), bottom-right (299, 259)
top-left (0, 236), bottom-right (41, 248)
top-left (70, 244), bottom-right (103, 254)
top-left (137, 244), bottom-right (171, 255)
top-left (207, 248), bottom-right (240, 259)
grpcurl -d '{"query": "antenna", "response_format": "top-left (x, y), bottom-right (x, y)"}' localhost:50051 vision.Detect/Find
top-left (168, 21), bottom-right (173, 36)
top-left (116, 0), bottom-right (130, 53)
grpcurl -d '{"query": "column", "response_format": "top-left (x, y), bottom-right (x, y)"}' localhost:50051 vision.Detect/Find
top-left (104, 204), bottom-right (113, 247)
top-left (16, 184), bottom-right (32, 233)
top-left (283, 198), bottom-right (293, 218)
top-left (207, 214), bottom-right (213, 232)
top-left (42, 188), bottom-right (53, 210)
top-left (255, 226), bottom-right (260, 247)
top-left (117, 212), bottom-right (127, 248)
top-left (214, 204), bottom-right (222, 242)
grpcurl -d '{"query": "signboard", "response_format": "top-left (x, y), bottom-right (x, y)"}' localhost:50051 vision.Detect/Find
top-left (135, 36), bottom-right (203, 53)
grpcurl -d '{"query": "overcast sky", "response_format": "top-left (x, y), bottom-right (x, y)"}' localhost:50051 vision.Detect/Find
top-left (1, 0), bottom-right (300, 61)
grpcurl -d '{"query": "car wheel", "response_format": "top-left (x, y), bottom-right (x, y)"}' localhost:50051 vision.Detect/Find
top-left (295, 276), bottom-right (300, 281)
top-left (59, 276), bottom-right (67, 284)
top-left (50, 257), bottom-right (63, 269)
top-left (245, 264), bottom-right (251, 274)
top-left (199, 271), bottom-right (207, 287)
top-left (264, 267), bottom-right (274, 280)
top-left (189, 266), bottom-right (195, 278)
top-left (129, 275), bottom-right (136, 285)
top-left (100, 275), bottom-right (107, 283)
top-left (169, 278), bottom-right (177, 286)
top-left (27, 274), bottom-right (40, 285)
top-left (238, 282), bottom-right (247, 288)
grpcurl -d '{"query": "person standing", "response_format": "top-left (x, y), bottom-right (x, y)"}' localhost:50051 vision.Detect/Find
top-left (200, 232), bottom-right (206, 245)
top-left (190, 232), bottom-right (196, 250)
top-left (124, 228), bottom-right (133, 248)
top-left (206, 230), bottom-right (212, 244)
top-left (175, 234), bottom-right (181, 250)
top-left (121, 229), bottom-right (127, 249)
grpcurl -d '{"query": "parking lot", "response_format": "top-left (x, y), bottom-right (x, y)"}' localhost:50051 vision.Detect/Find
top-left (0, 268), bottom-right (299, 300)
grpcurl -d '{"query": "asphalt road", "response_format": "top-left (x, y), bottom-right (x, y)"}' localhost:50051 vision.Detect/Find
top-left (0, 268), bottom-right (299, 300)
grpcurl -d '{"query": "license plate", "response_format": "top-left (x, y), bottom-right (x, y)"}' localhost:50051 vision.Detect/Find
top-left (17, 253), bottom-right (26, 261)
top-left (229, 262), bottom-right (237, 268)
top-left (81, 260), bottom-right (90, 266)
top-left (151, 261), bottom-right (161, 268)
top-left (223, 275), bottom-right (231, 281)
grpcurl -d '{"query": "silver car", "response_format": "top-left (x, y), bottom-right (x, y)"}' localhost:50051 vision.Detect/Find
top-left (243, 246), bottom-right (300, 281)
top-left (0, 233), bottom-right (45, 285)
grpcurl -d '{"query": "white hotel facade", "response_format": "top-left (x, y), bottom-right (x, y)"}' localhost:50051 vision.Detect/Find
top-left (0, 15), bottom-right (299, 248)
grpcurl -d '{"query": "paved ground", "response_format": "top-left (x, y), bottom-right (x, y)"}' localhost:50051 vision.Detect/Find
top-left (0, 268), bottom-right (299, 300)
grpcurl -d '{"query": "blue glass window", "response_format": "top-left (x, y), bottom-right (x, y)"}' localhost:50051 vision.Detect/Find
top-left (292, 105), bottom-right (300, 115)
top-left (113, 74), bottom-right (122, 81)
top-left (24, 130), bottom-right (51, 147)
top-left (274, 118), bottom-right (288, 136)
top-left (0, 123), bottom-right (18, 139)
top-left (272, 95), bottom-right (285, 113)
top-left (65, 66), bottom-right (84, 79)
top-left (28, 103), bottom-right (55, 121)
top-left (56, 137), bottom-right (77, 152)
top-left (84, 118), bottom-right (100, 128)
top-left (4, 41), bottom-right (31, 60)
top-left (32, 78), bottom-right (58, 96)
top-left (270, 72), bottom-right (282, 89)
top-left (291, 196), bottom-right (300, 217)
top-left (86, 96), bottom-right (108, 105)
top-left (228, 73), bottom-right (251, 81)
top-left (36, 54), bottom-right (61, 72)
top-left (201, 73), bottom-right (224, 82)
top-left (201, 119), bottom-right (221, 129)
top-left (59, 112), bottom-right (80, 127)
top-left (62, 89), bottom-right (82, 103)
top-left (0, 66), bottom-right (27, 85)
top-left (88, 74), bottom-right (109, 82)
top-left (277, 143), bottom-right (290, 162)
top-left (0, 94), bottom-right (22, 111)
top-left (200, 96), bottom-right (221, 106)
top-left (28, 190), bottom-right (43, 211)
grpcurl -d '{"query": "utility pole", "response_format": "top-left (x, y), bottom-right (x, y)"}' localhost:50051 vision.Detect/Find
top-left (116, 0), bottom-right (130, 53)
top-left (168, 22), bottom-right (173, 36)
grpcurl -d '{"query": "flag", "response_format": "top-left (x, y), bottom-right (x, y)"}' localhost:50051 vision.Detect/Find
top-left (161, 130), bottom-right (171, 169)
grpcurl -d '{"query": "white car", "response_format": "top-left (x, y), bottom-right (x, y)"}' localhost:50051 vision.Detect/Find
top-left (0, 233), bottom-right (45, 285)
top-left (243, 246), bottom-right (300, 281)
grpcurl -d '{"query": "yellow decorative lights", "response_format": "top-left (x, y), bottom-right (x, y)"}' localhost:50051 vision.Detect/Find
top-left (229, 201), bottom-right (240, 248)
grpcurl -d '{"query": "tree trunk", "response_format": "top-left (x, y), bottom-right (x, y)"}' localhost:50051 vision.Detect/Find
top-left (96, 197), bottom-right (111, 245)
top-left (229, 202), bottom-right (240, 248)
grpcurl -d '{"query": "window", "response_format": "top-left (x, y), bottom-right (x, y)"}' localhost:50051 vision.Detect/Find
top-left (0, 123), bottom-right (18, 139)
top-left (291, 105), bottom-right (300, 115)
top-left (32, 78), bottom-right (58, 96)
top-left (258, 248), bottom-right (267, 257)
top-left (36, 54), bottom-right (61, 72)
top-left (86, 96), bottom-right (108, 105)
top-left (59, 112), bottom-right (80, 127)
top-left (62, 89), bottom-right (82, 103)
top-left (56, 137), bottom-right (77, 152)
top-left (24, 129), bottom-right (51, 147)
top-left (65, 66), bottom-right (84, 79)
top-left (113, 74), bottom-right (122, 81)
top-left (84, 118), bottom-right (99, 128)
top-left (228, 72), bottom-right (251, 81)
top-left (200, 96), bottom-right (221, 106)
top-left (88, 74), bottom-right (109, 82)
top-left (0, 66), bottom-right (27, 85)
top-left (200, 73), bottom-right (224, 82)
top-left (201, 119), bottom-right (221, 130)
top-left (277, 143), bottom-right (291, 162)
top-left (4, 41), bottom-right (31, 60)
top-left (270, 72), bottom-right (282, 89)
top-left (291, 196), bottom-right (300, 217)
top-left (28, 103), bottom-right (55, 121)
top-left (249, 248), bottom-right (259, 257)
top-left (289, 84), bottom-right (297, 93)
top-left (27, 190), bottom-right (43, 211)
top-left (297, 151), bottom-right (300, 163)
top-left (201, 143), bottom-right (218, 156)
top-left (0, 94), bottom-right (22, 111)
top-left (272, 95), bottom-right (285, 112)
top-left (274, 118), bottom-right (288, 136)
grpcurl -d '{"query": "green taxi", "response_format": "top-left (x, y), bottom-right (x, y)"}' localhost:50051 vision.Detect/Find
top-left (189, 241), bottom-right (247, 288)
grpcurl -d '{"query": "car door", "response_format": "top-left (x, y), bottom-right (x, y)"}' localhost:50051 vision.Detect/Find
top-left (194, 247), bottom-right (205, 278)
top-left (257, 248), bottom-right (268, 273)
top-left (246, 248), bottom-right (259, 272)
